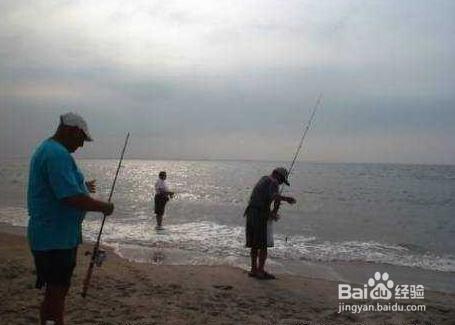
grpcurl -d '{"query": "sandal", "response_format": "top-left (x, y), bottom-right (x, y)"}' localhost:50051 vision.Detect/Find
top-left (256, 271), bottom-right (276, 280)
top-left (263, 271), bottom-right (276, 279)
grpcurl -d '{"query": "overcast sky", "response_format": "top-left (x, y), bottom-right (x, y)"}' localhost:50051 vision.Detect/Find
top-left (1, 0), bottom-right (454, 164)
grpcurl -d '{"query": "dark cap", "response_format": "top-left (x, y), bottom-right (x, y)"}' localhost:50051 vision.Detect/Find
top-left (273, 167), bottom-right (290, 186)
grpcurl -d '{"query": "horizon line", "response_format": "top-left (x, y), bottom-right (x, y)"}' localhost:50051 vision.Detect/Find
top-left (1, 155), bottom-right (454, 167)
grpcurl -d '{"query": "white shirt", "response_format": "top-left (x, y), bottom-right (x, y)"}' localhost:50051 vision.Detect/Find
top-left (155, 178), bottom-right (170, 195)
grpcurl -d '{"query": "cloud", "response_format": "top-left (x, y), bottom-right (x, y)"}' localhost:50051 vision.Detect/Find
top-left (0, 0), bottom-right (454, 164)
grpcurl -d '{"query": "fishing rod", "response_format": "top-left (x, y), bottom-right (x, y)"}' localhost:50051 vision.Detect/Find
top-left (272, 94), bottom-right (323, 217)
top-left (287, 93), bottom-right (322, 178)
top-left (82, 132), bottom-right (130, 298)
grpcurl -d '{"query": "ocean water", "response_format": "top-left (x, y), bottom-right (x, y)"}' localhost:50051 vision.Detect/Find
top-left (1, 159), bottom-right (454, 291)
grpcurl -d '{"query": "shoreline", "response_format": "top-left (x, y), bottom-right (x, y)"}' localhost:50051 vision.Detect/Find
top-left (110, 240), bottom-right (455, 294)
top-left (1, 223), bottom-right (455, 324)
top-left (3, 219), bottom-right (455, 294)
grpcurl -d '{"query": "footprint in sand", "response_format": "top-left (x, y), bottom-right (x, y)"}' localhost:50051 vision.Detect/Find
top-left (213, 285), bottom-right (233, 291)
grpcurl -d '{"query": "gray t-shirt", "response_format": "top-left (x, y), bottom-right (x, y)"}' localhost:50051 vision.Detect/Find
top-left (248, 176), bottom-right (279, 210)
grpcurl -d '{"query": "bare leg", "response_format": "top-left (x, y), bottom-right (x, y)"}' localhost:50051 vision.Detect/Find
top-left (257, 248), bottom-right (268, 274)
top-left (41, 285), bottom-right (69, 325)
top-left (40, 298), bottom-right (48, 325)
top-left (250, 248), bottom-right (258, 274)
top-left (155, 213), bottom-right (163, 228)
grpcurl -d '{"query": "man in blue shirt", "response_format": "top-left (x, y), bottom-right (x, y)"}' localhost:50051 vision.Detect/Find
top-left (28, 112), bottom-right (114, 325)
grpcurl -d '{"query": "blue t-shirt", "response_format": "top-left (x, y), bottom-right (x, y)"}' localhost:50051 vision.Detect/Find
top-left (27, 139), bottom-right (88, 251)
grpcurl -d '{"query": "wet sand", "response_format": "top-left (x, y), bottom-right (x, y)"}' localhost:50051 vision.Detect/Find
top-left (1, 225), bottom-right (454, 325)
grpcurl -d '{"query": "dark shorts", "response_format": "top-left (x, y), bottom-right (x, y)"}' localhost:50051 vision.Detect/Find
top-left (32, 247), bottom-right (78, 289)
top-left (245, 207), bottom-right (268, 249)
top-left (154, 194), bottom-right (169, 215)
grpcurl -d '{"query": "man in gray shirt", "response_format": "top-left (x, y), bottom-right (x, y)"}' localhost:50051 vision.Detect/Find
top-left (244, 167), bottom-right (296, 279)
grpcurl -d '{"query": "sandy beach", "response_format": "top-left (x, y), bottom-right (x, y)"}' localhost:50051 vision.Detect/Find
top-left (0, 225), bottom-right (453, 325)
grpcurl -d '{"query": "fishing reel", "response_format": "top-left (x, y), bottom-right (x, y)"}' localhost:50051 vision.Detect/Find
top-left (85, 249), bottom-right (107, 267)
top-left (95, 250), bottom-right (107, 267)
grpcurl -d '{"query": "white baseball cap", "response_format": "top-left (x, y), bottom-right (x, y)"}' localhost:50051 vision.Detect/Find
top-left (60, 112), bottom-right (93, 141)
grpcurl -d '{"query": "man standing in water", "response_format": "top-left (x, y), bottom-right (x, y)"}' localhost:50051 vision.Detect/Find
top-left (245, 167), bottom-right (296, 280)
top-left (154, 171), bottom-right (174, 230)
top-left (27, 113), bottom-right (114, 325)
